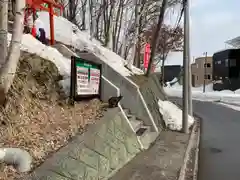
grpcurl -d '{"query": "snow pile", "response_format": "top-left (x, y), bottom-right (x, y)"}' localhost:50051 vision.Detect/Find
top-left (158, 99), bottom-right (194, 131)
top-left (8, 33), bottom-right (70, 77)
top-left (37, 12), bottom-right (143, 77)
top-left (165, 77), bottom-right (178, 87)
top-left (165, 81), bottom-right (214, 92)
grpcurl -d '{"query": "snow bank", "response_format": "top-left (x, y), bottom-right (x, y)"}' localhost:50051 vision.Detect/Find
top-left (158, 99), bottom-right (194, 131)
top-left (37, 12), bottom-right (144, 77)
top-left (8, 33), bottom-right (70, 77)
top-left (166, 81), bottom-right (214, 92)
top-left (6, 12), bottom-right (142, 96)
top-left (218, 102), bottom-right (240, 112)
top-left (164, 80), bottom-right (240, 103)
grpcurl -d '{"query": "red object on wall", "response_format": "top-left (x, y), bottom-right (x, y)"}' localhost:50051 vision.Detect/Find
top-left (144, 43), bottom-right (151, 69)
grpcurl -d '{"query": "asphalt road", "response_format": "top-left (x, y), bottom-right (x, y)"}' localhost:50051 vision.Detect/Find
top-left (170, 98), bottom-right (240, 180)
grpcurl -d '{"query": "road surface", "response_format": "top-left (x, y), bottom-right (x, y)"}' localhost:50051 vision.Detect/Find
top-left (171, 98), bottom-right (240, 180)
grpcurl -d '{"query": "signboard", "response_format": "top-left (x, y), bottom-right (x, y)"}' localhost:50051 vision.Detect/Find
top-left (144, 43), bottom-right (151, 70)
top-left (76, 61), bottom-right (100, 95)
top-left (70, 56), bottom-right (101, 101)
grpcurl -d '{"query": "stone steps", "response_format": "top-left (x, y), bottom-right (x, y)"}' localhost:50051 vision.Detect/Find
top-left (122, 108), bottom-right (158, 150)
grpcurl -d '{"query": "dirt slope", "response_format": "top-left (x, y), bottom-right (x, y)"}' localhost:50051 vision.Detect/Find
top-left (0, 52), bottom-right (103, 180)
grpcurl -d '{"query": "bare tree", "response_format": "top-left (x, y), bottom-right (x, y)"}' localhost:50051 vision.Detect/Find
top-left (0, 0), bottom-right (8, 67)
top-left (111, 0), bottom-right (124, 51)
top-left (0, 0), bottom-right (25, 95)
top-left (120, 5), bottom-right (134, 58)
top-left (79, 0), bottom-right (87, 30)
top-left (146, 0), bottom-right (167, 76)
top-left (102, 0), bottom-right (115, 48)
top-left (61, 0), bottom-right (183, 70)
top-left (126, 0), bottom-right (141, 70)
top-left (0, 0), bottom-right (32, 172)
top-left (145, 24), bottom-right (183, 82)
top-left (68, 0), bottom-right (79, 24)
top-left (89, 0), bottom-right (97, 39)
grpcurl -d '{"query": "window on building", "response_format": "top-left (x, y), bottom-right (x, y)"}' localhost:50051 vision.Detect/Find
top-left (229, 59), bottom-right (236, 67)
top-left (204, 63), bottom-right (211, 68)
top-left (204, 74), bottom-right (211, 80)
top-left (225, 59), bottom-right (228, 67)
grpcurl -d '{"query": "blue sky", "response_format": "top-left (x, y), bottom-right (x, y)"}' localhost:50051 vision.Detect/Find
top-left (163, 0), bottom-right (240, 65)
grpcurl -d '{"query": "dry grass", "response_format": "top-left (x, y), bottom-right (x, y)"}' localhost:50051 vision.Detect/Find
top-left (0, 52), bottom-right (104, 180)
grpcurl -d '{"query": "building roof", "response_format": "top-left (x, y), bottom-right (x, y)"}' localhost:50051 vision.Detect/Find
top-left (225, 36), bottom-right (240, 48)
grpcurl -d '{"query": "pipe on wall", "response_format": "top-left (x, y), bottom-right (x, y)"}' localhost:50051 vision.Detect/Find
top-left (0, 148), bottom-right (32, 172)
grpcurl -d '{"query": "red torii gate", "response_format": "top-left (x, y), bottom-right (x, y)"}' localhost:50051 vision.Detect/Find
top-left (25, 0), bottom-right (63, 45)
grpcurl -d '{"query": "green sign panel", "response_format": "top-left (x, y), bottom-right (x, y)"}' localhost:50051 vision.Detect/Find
top-left (76, 61), bottom-right (100, 95)
top-left (70, 56), bottom-right (101, 102)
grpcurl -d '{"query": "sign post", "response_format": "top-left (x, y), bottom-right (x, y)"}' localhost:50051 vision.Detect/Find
top-left (70, 56), bottom-right (101, 102)
top-left (144, 43), bottom-right (151, 71)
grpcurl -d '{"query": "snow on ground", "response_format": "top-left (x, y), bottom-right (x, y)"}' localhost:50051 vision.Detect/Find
top-left (37, 12), bottom-right (143, 77)
top-left (164, 80), bottom-right (240, 104)
top-left (8, 33), bottom-right (70, 77)
top-left (158, 99), bottom-right (194, 131)
top-left (7, 12), bottom-right (144, 95)
top-left (8, 33), bottom-right (73, 94)
top-left (218, 102), bottom-right (240, 112)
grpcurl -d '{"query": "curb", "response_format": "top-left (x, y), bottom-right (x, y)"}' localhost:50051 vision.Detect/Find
top-left (177, 120), bottom-right (200, 180)
top-left (193, 121), bottom-right (200, 180)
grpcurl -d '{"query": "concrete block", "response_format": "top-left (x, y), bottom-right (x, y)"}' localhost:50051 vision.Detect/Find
top-left (29, 171), bottom-right (70, 180)
top-left (49, 157), bottom-right (86, 179)
top-left (74, 147), bottom-right (99, 170)
top-left (84, 135), bottom-right (111, 159)
top-left (98, 155), bottom-right (111, 178)
top-left (123, 137), bottom-right (141, 155)
top-left (84, 166), bottom-right (98, 180)
top-left (109, 147), bottom-right (120, 169)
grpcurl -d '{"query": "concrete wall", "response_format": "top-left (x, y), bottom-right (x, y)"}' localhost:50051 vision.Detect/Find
top-left (77, 52), bottom-right (154, 128)
top-left (51, 47), bottom-right (158, 130)
top-left (101, 76), bottom-right (119, 102)
top-left (25, 108), bottom-right (141, 180)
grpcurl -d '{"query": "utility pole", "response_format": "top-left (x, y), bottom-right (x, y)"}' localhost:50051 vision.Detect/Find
top-left (203, 52), bottom-right (207, 93)
top-left (188, 56), bottom-right (192, 116)
top-left (182, 0), bottom-right (190, 133)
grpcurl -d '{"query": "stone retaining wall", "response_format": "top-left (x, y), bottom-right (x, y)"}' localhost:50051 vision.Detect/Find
top-left (24, 108), bottom-right (141, 180)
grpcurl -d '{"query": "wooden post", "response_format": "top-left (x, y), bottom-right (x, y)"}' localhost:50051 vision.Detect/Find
top-left (49, 3), bottom-right (55, 45)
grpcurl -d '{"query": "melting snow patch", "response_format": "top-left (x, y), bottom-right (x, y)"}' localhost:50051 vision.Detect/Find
top-left (8, 33), bottom-right (71, 77)
top-left (158, 99), bottom-right (194, 131)
top-left (37, 11), bottom-right (144, 77)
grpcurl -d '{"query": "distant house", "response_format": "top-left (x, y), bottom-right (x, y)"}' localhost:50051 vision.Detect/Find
top-left (163, 65), bottom-right (182, 82)
top-left (191, 56), bottom-right (213, 87)
top-left (155, 65), bottom-right (181, 84)
top-left (212, 48), bottom-right (240, 91)
top-left (212, 48), bottom-right (240, 81)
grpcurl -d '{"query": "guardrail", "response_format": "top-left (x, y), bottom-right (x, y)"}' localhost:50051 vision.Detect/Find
top-left (118, 75), bottom-right (158, 133)
top-left (101, 75), bottom-right (144, 149)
